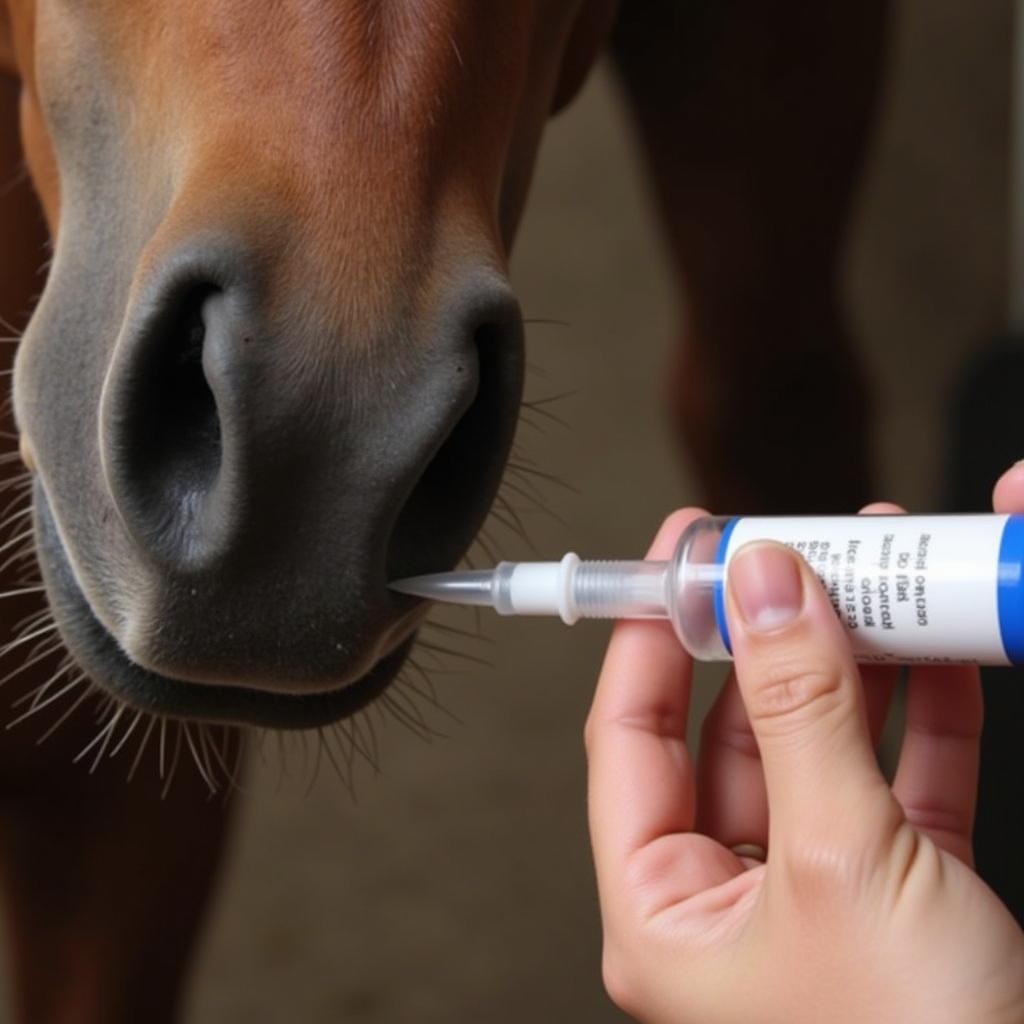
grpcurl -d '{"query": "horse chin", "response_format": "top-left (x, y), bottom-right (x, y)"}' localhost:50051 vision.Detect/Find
top-left (32, 485), bottom-right (415, 730)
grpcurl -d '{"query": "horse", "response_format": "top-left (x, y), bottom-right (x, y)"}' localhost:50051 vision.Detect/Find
top-left (0, 1), bottom-right (886, 1020)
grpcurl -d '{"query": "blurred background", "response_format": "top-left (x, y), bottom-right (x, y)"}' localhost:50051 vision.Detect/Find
top-left (187, 2), bottom-right (1009, 1020)
top-left (0, 0), bottom-right (1016, 1020)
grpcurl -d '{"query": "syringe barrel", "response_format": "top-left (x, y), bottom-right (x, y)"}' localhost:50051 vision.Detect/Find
top-left (670, 513), bottom-right (1024, 665)
top-left (668, 516), bottom-right (731, 661)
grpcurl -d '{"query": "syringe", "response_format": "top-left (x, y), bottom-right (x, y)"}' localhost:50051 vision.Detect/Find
top-left (390, 513), bottom-right (1024, 666)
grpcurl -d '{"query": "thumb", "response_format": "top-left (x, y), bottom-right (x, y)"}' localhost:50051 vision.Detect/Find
top-left (725, 542), bottom-right (889, 853)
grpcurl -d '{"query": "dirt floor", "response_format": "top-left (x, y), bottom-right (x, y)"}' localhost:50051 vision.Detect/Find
top-left (0, 1), bottom-right (1013, 1021)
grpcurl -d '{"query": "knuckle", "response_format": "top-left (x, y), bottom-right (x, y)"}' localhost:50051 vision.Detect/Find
top-left (622, 836), bottom-right (678, 907)
top-left (743, 654), bottom-right (848, 734)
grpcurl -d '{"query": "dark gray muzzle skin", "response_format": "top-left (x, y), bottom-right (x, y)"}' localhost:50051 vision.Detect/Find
top-left (18, 229), bottom-right (524, 728)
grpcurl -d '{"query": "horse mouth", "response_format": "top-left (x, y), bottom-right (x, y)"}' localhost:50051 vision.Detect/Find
top-left (31, 483), bottom-right (417, 730)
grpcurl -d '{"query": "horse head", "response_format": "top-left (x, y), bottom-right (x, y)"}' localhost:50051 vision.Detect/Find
top-left (1, 0), bottom-right (617, 727)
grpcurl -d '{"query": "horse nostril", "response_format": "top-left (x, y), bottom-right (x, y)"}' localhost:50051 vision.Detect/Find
top-left (146, 287), bottom-right (221, 495)
top-left (102, 283), bottom-right (225, 564)
top-left (385, 288), bottom-right (525, 581)
top-left (87, 263), bottom-right (523, 687)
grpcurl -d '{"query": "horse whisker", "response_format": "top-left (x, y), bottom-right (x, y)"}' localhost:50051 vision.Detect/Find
top-left (498, 472), bottom-right (550, 509)
top-left (8, 606), bottom-right (51, 636)
top-left (274, 729), bottom-right (289, 792)
top-left (127, 715), bottom-right (158, 782)
top-left (405, 656), bottom-right (442, 697)
top-left (229, 728), bottom-right (247, 793)
top-left (94, 694), bottom-right (117, 724)
top-left (182, 722), bottom-right (216, 796)
top-left (91, 705), bottom-right (126, 771)
top-left (419, 619), bottom-right (490, 644)
top-left (486, 503), bottom-right (536, 552)
top-left (203, 725), bottom-right (246, 796)
top-left (397, 677), bottom-right (461, 725)
top-left (196, 724), bottom-right (220, 794)
top-left (35, 677), bottom-right (92, 744)
top-left (8, 667), bottom-right (79, 727)
top-left (339, 716), bottom-right (376, 774)
top-left (0, 504), bottom-right (34, 533)
top-left (304, 727), bottom-right (324, 796)
top-left (160, 721), bottom-right (184, 800)
top-left (10, 659), bottom-right (74, 711)
top-left (521, 389), bottom-right (576, 414)
top-left (504, 460), bottom-right (578, 493)
top-left (0, 585), bottom-right (43, 600)
top-left (470, 530), bottom-right (498, 563)
top-left (381, 690), bottom-right (439, 742)
top-left (158, 717), bottom-right (168, 779)
top-left (108, 707), bottom-right (145, 759)
top-left (415, 638), bottom-right (491, 668)
top-left (0, 621), bottom-right (59, 659)
top-left (319, 726), bottom-right (354, 796)
top-left (72, 704), bottom-right (124, 771)
top-left (1, 641), bottom-right (67, 693)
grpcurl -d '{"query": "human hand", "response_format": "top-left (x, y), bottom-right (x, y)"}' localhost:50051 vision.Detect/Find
top-left (585, 501), bottom-right (1024, 1023)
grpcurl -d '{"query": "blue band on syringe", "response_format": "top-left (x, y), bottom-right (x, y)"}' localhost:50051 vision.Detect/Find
top-left (713, 516), bottom-right (740, 657)
top-left (998, 514), bottom-right (1024, 664)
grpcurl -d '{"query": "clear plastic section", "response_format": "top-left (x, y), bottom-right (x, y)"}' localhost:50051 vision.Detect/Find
top-left (667, 515), bottom-right (731, 661)
top-left (572, 560), bottom-right (669, 618)
top-left (555, 516), bottom-right (733, 659)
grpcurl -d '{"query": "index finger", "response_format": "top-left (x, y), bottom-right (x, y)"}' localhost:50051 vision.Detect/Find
top-left (993, 462), bottom-right (1024, 512)
top-left (585, 509), bottom-right (704, 885)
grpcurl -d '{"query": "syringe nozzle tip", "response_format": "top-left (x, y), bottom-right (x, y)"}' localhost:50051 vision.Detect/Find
top-left (388, 570), bottom-right (497, 607)
top-left (389, 575), bottom-right (443, 599)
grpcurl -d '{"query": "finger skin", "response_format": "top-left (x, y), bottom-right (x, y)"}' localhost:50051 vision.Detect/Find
top-left (696, 504), bottom-right (901, 854)
top-left (697, 668), bottom-right (896, 855)
top-left (993, 462), bottom-right (1024, 513)
top-left (586, 510), bottom-right (700, 866)
top-left (587, 509), bottom-right (740, 913)
top-left (725, 544), bottom-right (890, 856)
top-left (696, 672), bottom-right (769, 851)
top-left (891, 667), bottom-right (982, 868)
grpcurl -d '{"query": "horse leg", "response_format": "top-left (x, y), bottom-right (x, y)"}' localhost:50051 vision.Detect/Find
top-left (611, 0), bottom-right (888, 513)
top-left (0, 73), bottom-right (239, 1024)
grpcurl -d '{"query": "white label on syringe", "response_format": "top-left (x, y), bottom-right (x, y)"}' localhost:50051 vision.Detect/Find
top-left (716, 515), bottom-right (1021, 665)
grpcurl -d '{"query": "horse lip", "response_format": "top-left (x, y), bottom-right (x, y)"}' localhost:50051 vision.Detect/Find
top-left (30, 482), bottom-right (416, 729)
top-left (115, 592), bottom-right (429, 693)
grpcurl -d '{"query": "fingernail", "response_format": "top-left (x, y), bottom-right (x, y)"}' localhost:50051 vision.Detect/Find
top-left (729, 543), bottom-right (804, 633)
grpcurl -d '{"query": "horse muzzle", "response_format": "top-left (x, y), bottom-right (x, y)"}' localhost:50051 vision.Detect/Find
top-left (20, 234), bottom-right (524, 726)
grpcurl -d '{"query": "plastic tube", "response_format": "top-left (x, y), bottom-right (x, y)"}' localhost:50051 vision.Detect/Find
top-left (390, 514), bottom-right (1024, 665)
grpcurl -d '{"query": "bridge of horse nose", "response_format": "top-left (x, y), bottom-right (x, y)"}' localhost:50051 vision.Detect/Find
top-left (97, 249), bottom-right (524, 688)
